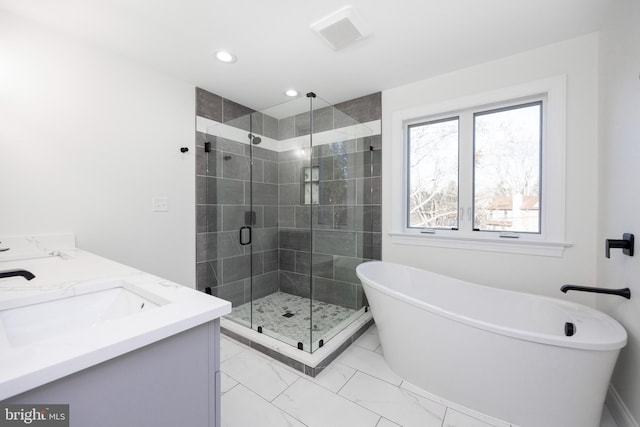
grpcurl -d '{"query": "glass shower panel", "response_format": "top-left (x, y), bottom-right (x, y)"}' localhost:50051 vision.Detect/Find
top-left (309, 101), bottom-right (374, 352)
top-left (203, 114), bottom-right (255, 330)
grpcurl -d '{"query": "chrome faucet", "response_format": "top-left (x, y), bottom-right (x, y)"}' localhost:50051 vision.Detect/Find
top-left (0, 269), bottom-right (36, 281)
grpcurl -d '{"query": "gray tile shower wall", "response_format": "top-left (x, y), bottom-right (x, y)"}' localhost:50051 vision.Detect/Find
top-left (195, 88), bottom-right (382, 312)
top-left (195, 131), bottom-right (280, 306)
top-left (196, 87), bottom-right (279, 139)
top-left (277, 135), bottom-right (382, 310)
top-left (276, 92), bottom-right (382, 140)
top-left (333, 92), bottom-right (382, 126)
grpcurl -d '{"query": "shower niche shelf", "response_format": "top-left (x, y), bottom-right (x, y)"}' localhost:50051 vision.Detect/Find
top-left (302, 166), bottom-right (319, 205)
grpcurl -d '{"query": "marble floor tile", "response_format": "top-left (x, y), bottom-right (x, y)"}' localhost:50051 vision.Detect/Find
top-left (339, 371), bottom-right (446, 427)
top-left (273, 377), bottom-right (381, 427)
top-left (443, 408), bottom-right (503, 427)
top-left (221, 348), bottom-right (299, 401)
top-left (400, 381), bottom-right (509, 427)
top-left (353, 324), bottom-right (381, 351)
top-left (309, 361), bottom-right (356, 393)
top-left (334, 344), bottom-right (402, 386)
top-left (375, 418), bottom-right (402, 427)
top-left (220, 336), bottom-right (245, 362)
top-left (400, 380), bottom-right (448, 405)
top-left (220, 323), bottom-right (619, 427)
top-left (222, 384), bottom-right (306, 427)
top-left (220, 372), bottom-right (238, 394)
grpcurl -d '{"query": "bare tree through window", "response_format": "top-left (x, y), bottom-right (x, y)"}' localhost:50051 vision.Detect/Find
top-left (408, 118), bottom-right (459, 228)
top-left (474, 102), bottom-right (541, 233)
top-left (407, 101), bottom-right (542, 234)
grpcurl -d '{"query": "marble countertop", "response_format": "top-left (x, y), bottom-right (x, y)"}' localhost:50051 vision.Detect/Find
top-left (0, 241), bottom-right (231, 400)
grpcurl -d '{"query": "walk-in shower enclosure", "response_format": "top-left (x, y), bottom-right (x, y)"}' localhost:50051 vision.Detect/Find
top-left (195, 90), bottom-right (381, 357)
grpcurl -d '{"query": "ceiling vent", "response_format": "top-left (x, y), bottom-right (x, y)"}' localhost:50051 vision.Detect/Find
top-left (310, 6), bottom-right (369, 50)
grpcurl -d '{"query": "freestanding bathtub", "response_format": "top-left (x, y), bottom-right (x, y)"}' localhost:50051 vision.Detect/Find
top-left (356, 261), bottom-right (627, 427)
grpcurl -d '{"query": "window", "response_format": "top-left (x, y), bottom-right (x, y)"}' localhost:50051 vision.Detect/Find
top-left (390, 76), bottom-right (569, 256)
top-left (407, 100), bottom-right (542, 234)
top-left (407, 117), bottom-right (459, 229)
top-left (473, 102), bottom-right (542, 233)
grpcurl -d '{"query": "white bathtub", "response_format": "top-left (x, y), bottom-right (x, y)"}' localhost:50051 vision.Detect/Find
top-left (356, 261), bottom-right (627, 427)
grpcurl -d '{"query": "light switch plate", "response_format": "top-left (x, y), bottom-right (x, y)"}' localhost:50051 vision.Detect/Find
top-left (152, 196), bottom-right (169, 212)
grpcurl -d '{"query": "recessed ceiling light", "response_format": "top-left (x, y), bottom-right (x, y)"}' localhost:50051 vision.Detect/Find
top-left (214, 50), bottom-right (237, 64)
top-left (285, 89), bottom-right (299, 97)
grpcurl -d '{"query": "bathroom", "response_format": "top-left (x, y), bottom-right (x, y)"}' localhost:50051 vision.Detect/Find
top-left (1, 1), bottom-right (639, 426)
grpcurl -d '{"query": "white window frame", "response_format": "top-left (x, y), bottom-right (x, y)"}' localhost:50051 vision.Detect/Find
top-left (390, 75), bottom-right (571, 257)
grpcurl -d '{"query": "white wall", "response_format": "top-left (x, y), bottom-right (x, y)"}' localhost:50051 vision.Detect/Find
top-left (0, 10), bottom-right (196, 287)
top-left (598, 0), bottom-right (640, 424)
top-left (382, 34), bottom-right (600, 302)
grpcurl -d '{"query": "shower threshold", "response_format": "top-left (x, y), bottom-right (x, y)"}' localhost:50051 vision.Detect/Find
top-left (221, 292), bottom-right (373, 377)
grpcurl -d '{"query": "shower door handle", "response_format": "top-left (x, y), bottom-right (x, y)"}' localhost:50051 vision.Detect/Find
top-left (239, 226), bottom-right (252, 245)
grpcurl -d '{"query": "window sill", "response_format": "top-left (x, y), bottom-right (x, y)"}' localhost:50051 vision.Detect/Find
top-left (388, 232), bottom-right (571, 257)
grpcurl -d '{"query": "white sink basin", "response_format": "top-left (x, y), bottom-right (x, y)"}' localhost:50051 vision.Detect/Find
top-left (0, 245), bottom-right (232, 401)
top-left (0, 281), bottom-right (168, 347)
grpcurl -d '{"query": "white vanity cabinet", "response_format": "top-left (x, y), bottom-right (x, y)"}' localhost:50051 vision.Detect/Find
top-left (4, 320), bottom-right (222, 427)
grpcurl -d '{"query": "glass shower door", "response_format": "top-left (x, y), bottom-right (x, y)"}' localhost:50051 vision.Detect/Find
top-left (202, 112), bottom-right (256, 330)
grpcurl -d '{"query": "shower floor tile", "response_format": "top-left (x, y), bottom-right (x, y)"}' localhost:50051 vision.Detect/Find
top-left (229, 292), bottom-right (357, 347)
